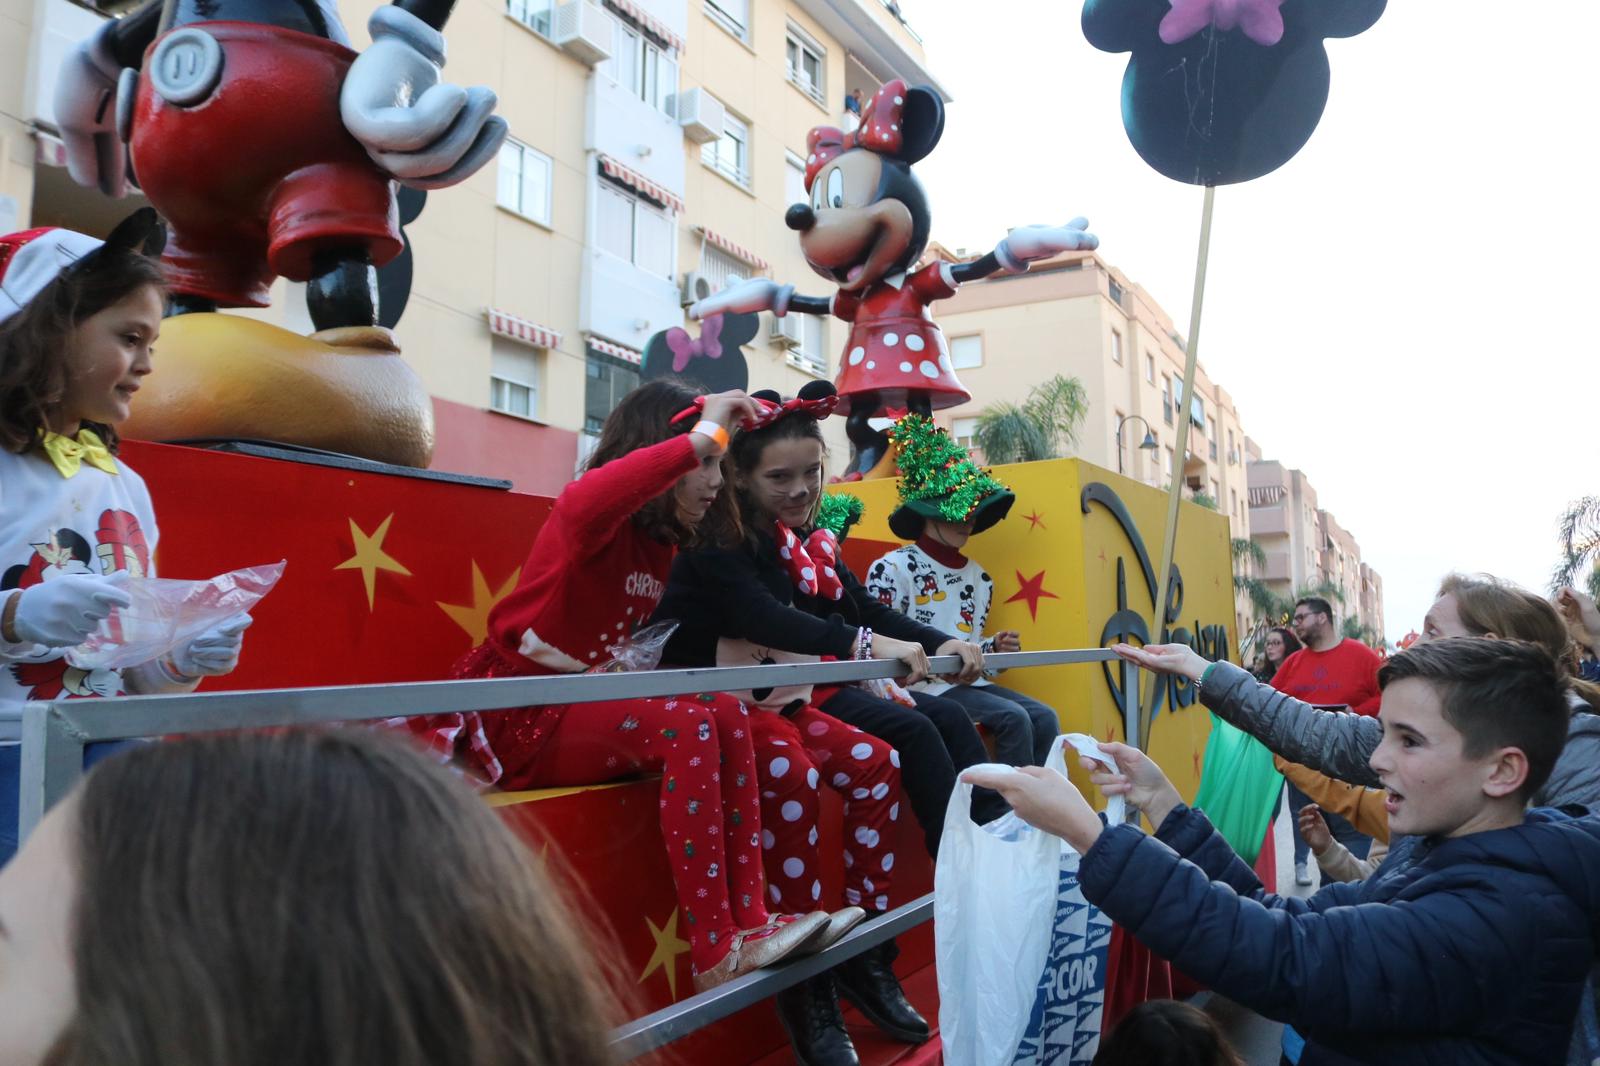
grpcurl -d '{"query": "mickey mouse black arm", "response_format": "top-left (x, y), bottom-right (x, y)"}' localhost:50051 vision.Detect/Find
top-left (107, 0), bottom-right (162, 68)
top-left (393, 0), bottom-right (458, 32)
top-left (787, 294), bottom-right (834, 315)
top-left (949, 252), bottom-right (1004, 285)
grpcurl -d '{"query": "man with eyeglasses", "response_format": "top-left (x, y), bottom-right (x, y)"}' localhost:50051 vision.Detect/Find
top-left (1271, 595), bottom-right (1382, 885)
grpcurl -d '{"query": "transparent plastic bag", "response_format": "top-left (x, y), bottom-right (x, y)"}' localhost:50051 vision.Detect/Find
top-left (587, 620), bottom-right (679, 673)
top-left (65, 560), bottom-right (286, 671)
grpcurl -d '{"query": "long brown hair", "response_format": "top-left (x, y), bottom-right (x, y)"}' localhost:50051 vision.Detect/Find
top-left (46, 730), bottom-right (616, 1066)
top-left (1437, 572), bottom-right (1600, 708)
top-left (583, 379), bottom-right (737, 546)
top-left (0, 248), bottom-right (166, 455)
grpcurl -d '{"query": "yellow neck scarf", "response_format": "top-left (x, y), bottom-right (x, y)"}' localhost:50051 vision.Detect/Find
top-left (39, 428), bottom-right (118, 479)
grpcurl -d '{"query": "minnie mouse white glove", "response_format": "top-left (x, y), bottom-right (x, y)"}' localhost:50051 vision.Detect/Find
top-left (10, 574), bottom-right (131, 648)
top-left (165, 612), bottom-right (252, 680)
top-left (994, 217), bottom-right (1099, 274)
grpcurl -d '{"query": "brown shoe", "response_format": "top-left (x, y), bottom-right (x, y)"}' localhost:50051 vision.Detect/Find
top-left (796, 906), bottom-right (867, 956)
top-left (692, 911), bottom-right (831, 994)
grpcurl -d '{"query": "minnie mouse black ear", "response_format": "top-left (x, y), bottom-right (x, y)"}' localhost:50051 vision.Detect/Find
top-left (102, 207), bottom-right (166, 259)
top-left (750, 389), bottom-right (783, 404)
top-left (797, 379), bottom-right (837, 402)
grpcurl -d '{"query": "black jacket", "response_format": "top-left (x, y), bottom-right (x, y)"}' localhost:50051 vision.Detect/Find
top-left (655, 532), bottom-right (951, 667)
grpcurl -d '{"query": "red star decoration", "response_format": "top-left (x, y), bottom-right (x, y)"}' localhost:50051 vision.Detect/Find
top-left (1024, 510), bottom-right (1047, 531)
top-left (1005, 569), bottom-right (1059, 621)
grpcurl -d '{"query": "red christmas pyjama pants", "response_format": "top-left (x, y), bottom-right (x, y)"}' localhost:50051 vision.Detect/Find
top-left (751, 704), bottom-right (901, 914)
top-left (528, 693), bottom-right (769, 973)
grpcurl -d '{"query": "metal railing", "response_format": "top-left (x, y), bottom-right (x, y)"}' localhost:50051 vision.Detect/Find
top-left (14, 646), bottom-right (1121, 1058)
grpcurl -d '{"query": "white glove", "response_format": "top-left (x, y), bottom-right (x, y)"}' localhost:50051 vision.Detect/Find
top-left (11, 574), bottom-right (131, 648)
top-left (993, 217), bottom-right (1099, 273)
top-left (689, 278), bottom-right (796, 320)
top-left (167, 612), bottom-right (252, 679)
top-left (340, 6), bottom-right (508, 189)
top-left (53, 18), bottom-right (130, 199)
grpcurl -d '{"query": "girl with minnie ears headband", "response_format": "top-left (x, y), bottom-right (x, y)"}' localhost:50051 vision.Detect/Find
top-left (400, 381), bottom-right (832, 992)
top-left (652, 380), bottom-right (1001, 1063)
top-left (0, 209), bottom-right (253, 862)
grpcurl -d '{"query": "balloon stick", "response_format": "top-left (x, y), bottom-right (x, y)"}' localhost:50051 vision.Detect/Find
top-left (1140, 183), bottom-right (1216, 753)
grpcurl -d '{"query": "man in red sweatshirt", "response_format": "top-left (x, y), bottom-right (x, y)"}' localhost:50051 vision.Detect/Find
top-left (1271, 596), bottom-right (1381, 885)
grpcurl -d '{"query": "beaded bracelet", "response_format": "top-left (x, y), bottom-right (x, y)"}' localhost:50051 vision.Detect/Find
top-left (855, 627), bottom-right (874, 661)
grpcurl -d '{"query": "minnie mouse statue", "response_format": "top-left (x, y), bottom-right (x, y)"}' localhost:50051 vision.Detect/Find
top-left (688, 79), bottom-right (1098, 479)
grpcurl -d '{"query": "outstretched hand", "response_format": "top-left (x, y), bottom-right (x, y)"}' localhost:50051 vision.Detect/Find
top-left (996, 218), bottom-right (1100, 271)
top-left (962, 765), bottom-right (1104, 853)
top-left (689, 278), bottom-right (796, 320)
top-left (1113, 641), bottom-right (1209, 681)
top-left (1083, 740), bottom-right (1183, 831)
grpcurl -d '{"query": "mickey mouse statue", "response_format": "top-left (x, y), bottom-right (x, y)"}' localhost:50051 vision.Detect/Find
top-left (53, 0), bottom-right (506, 330)
top-left (689, 79), bottom-right (1097, 479)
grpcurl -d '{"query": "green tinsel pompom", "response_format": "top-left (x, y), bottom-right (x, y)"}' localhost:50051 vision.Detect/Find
top-left (817, 492), bottom-right (866, 540)
top-left (888, 413), bottom-right (1009, 522)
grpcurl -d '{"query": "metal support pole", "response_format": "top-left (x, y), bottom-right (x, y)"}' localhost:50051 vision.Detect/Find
top-left (17, 701), bottom-right (86, 844)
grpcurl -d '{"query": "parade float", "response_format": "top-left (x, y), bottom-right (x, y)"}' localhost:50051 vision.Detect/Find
top-left (23, 0), bottom-right (1385, 1057)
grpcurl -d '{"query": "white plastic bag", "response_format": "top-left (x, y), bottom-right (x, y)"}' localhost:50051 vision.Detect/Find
top-left (65, 561), bottom-right (285, 671)
top-left (934, 755), bottom-right (1065, 1066)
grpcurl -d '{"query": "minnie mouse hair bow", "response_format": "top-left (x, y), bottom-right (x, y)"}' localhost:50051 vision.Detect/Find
top-left (776, 523), bottom-right (845, 601)
top-left (744, 392), bottom-right (839, 429)
top-left (670, 387), bottom-right (839, 428)
top-left (804, 78), bottom-right (908, 191)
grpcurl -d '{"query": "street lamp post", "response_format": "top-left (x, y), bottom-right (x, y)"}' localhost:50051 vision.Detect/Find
top-left (1115, 414), bottom-right (1160, 475)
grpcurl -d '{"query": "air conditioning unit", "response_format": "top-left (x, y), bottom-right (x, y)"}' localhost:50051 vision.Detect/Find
top-left (675, 87), bottom-right (726, 145)
top-left (769, 313), bottom-right (803, 348)
top-left (681, 271), bottom-right (715, 307)
top-left (552, 1), bottom-right (613, 66)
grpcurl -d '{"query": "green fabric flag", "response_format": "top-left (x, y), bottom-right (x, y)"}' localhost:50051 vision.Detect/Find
top-left (1192, 713), bottom-right (1283, 865)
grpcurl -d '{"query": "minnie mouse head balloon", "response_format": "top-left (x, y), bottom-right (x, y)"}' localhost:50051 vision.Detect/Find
top-left (1082, 0), bottom-right (1386, 186)
top-left (640, 311), bottom-right (759, 392)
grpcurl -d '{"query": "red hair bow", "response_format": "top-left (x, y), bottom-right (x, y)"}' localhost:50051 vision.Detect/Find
top-left (670, 391), bottom-right (839, 428)
top-left (804, 79), bottom-right (909, 191)
top-left (776, 523), bottom-right (844, 601)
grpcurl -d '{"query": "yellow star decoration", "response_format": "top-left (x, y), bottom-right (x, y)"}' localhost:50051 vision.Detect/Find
top-left (639, 908), bottom-right (692, 999)
top-left (436, 562), bottom-right (520, 645)
top-left (334, 514), bottom-right (412, 610)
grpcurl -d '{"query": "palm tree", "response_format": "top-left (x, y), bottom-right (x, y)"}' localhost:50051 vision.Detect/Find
top-left (1232, 537), bottom-right (1290, 647)
top-left (1550, 496), bottom-right (1600, 601)
top-left (973, 374), bottom-right (1089, 464)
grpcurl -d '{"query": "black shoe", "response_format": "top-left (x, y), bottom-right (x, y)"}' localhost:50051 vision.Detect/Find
top-left (775, 974), bottom-right (859, 1066)
top-left (833, 939), bottom-right (930, 1044)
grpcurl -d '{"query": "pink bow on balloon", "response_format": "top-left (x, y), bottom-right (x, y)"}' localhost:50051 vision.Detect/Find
top-left (1159, 0), bottom-right (1285, 47)
top-left (665, 315), bottom-right (725, 373)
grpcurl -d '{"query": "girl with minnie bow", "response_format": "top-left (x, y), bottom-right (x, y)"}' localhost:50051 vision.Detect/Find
top-left (653, 382), bottom-right (999, 1065)
top-left (0, 210), bottom-right (252, 862)
top-left (402, 381), bottom-right (831, 992)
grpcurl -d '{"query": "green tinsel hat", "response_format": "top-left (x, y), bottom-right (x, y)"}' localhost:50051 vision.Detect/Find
top-left (816, 492), bottom-right (865, 541)
top-left (886, 414), bottom-right (1014, 541)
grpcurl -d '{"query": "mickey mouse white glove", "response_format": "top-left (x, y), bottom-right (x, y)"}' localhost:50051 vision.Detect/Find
top-left (689, 278), bottom-right (796, 320)
top-left (994, 217), bottom-right (1099, 274)
top-left (340, 6), bottom-right (508, 189)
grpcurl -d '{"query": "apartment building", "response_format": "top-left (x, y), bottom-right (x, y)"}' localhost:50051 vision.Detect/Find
top-left (3, 0), bottom-right (940, 491)
top-left (925, 246), bottom-right (1254, 539)
top-left (1246, 451), bottom-right (1385, 642)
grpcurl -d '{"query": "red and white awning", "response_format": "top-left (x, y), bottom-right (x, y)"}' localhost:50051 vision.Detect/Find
top-left (586, 334), bottom-right (643, 365)
top-left (34, 131), bottom-right (66, 168)
top-left (694, 226), bottom-right (769, 272)
top-left (487, 308), bottom-right (562, 349)
top-left (598, 155), bottom-right (684, 214)
top-left (602, 0), bottom-right (684, 52)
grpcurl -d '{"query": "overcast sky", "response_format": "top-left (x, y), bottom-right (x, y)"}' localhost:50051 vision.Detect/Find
top-left (906, 0), bottom-right (1596, 642)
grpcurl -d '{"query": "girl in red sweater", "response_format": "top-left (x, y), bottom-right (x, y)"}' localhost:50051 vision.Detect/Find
top-left (408, 382), bottom-right (825, 991)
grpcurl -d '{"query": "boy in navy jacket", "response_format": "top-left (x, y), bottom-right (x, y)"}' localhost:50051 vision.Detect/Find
top-left (968, 637), bottom-right (1600, 1066)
